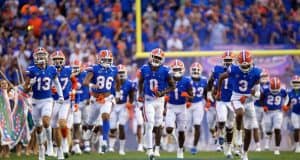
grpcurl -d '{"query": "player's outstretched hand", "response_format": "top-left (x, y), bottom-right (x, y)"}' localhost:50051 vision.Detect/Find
top-left (138, 96), bottom-right (144, 102)
top-left (282, 105), bottom-right (289, 112)
top-left (263, 106), bottom-right (268, 112)
top-left (239, 96), bottom-right (247, 104)
top-left (30, 77), bottom-right (37, 85)
top-left (205, 100), bottom-right (211, 111)
top-left (214, 91), bottom-right (221, 101)
top-left (58, 96), bottom-right (64, 104)
top-left (186, 102), bottom-right (192, 109)
top-left (207, 91), bottom-right (214, 102)
top-left (96, 94), bottom-right (105, 104)
top-left (181, 92), bottom-right (190, 98)
top-left (73, 104), bottom-right (79, 112)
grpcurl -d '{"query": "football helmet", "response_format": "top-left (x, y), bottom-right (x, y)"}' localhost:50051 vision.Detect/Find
top-left (291, 75), bottom-right (300, 89)
top-left (222, 50), bottom-right (234, 67)
top-left (117, 64), bottom-right (128, 80)
top-left (270, 77), bottom-right (281, 94)
top-left (97, 50), bottom-right (113, 68)
top-left (190, 62), bottom-right (203, 79)
top-left (149, 48), bottom-right (165, 67)
top-left (71, 60), bottom-right (82, 75)
top-left (237, 50), bottom-right (252, 73)
top-left (260, 68), bottom-right (269, 83)
top-left (170, 59), bottom-right (185, 78)
top-left (33, 47), bottom-right (48, 65)
top-left (51, 50), bottom-right (65, 68)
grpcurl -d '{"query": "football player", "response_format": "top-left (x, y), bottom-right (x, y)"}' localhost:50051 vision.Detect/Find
top-left (207, 51), bottom-right (235, 156)
top-left (216, 50), bottom-right (262, 160)
top-left (165, 59), bottom-right (193, 159)
top-left (262, 77), bottom-right (289, 155)
top-left (187, 62), bottom-right (208, 155)
top-left (288, 75), bottom-right (300, 153)
top-left (71, 60), bottom-right (90, 154)
top-left (108, 64), bottom-right (135, 155)
top-left (83, 50), bottom-right (120, 154)
top-left (50, 50), bottom-right (78, 159)
top-left (137, 48), bottom-right (175, 159)
top-left (253, 69), bottom-right (269, 151)
top-left (24, 47), bottom-right (64, 160)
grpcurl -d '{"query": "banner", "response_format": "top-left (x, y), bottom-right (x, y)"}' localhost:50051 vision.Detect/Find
top-left (0, 88), bottom-right (30, 148)
top-left (11, 89), bottom-right (30, 146)
top-left (0, 91), bottom-right (15, 146)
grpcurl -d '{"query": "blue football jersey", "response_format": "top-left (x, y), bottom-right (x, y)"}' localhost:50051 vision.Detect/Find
top-left (52, 66), bottom-right (73, 100)
top-left (140, 64), bottom-right (171, 97)
top-left (212, 65), bottom-right (232, 102)
top-left (288, 89), bottom-right (300, 115)
top-left (87, 64), bottom-right (118, 94)
top-left (190, 76), bottom-right (207, 103)
top-left (254, 82), bottom-right (269, 107)
top-left (169, 76), bottom-right (192, 105)
top-left (26, 65), bottom-right (58, 99)
top-left (227, 65), bottom-right (261, 94)
top-left (263, 88), bottom-right (287, 110)
top-left (76, 71), bottom-right (90, 102)
top-left (119, 80), bottom-right (134, 104)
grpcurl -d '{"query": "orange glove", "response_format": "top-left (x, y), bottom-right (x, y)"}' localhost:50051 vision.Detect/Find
top-left (181, 92), bottom-right (190, 98)
top-left (164, 95), bottom-right (170, 102)
top-left (126, 103), bottom-right (134, 120)
top-left (205, 100), bottom-right (211, 111)
top-left (73, 103), bottom-right (79, 112)
top-left (51, 86), bottom-right (57, 93)
top-left (96, 94), bottom-right (105, 104)
top-left (263, 106), bottom-right (268, 112)
top-left (282, 105), bottom-right (289, 112)
top-left (239, 96), bottom-right (247, 104)
top-left (186, 102), bottom-right (192, 109)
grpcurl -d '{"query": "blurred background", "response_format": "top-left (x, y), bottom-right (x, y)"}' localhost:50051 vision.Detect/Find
top-left (0, 0), bottom-right (299, 85)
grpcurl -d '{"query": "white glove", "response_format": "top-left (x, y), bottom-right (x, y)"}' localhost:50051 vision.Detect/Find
top-left (207, 91), bottom-right (214, 102)
top-left (58, 96), bottom-right (64, 104)
top-left (115, 91), bottom-right (121, 99)
top-left (30, 77), bottom-right (37, 85)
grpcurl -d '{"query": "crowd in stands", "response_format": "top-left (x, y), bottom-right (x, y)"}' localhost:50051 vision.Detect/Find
top-left (0, 0), bottom-right (299, 84)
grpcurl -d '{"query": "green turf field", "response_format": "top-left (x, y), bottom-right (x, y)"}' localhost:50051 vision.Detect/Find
top-left (6, 151), bottom-right (300, 160)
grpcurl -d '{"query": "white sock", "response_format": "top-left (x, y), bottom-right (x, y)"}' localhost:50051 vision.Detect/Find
top-left (62, 138), bottom-right (69, 153)
top-left (36, 131), bottom-right (44, 145)
top-left (256, 142), bottom-right (261, 148)
top-left (296, 142), bottom-right (300, 147)
top-left (120, 140), bottom-right (125, 151)
top-left (45, 127), bottom-right (52, 143)
top-left (144, 122), bottom-right (154, 149)
top-left (109, 137), bottom-right (116, 149)
top-left (99, 135), bottom-right (103, 146)
top-left (155, 146), bottom-right (160, 152)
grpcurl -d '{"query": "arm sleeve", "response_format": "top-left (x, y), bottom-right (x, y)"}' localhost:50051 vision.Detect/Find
top-left (253, 83), bottom-right (261, 99)
top-left (70, 76), bottom-right (78, 90)
top-left (283, 90), bottom-right (289, 106)
top-left (53, 77), bottom-right (63, 98)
